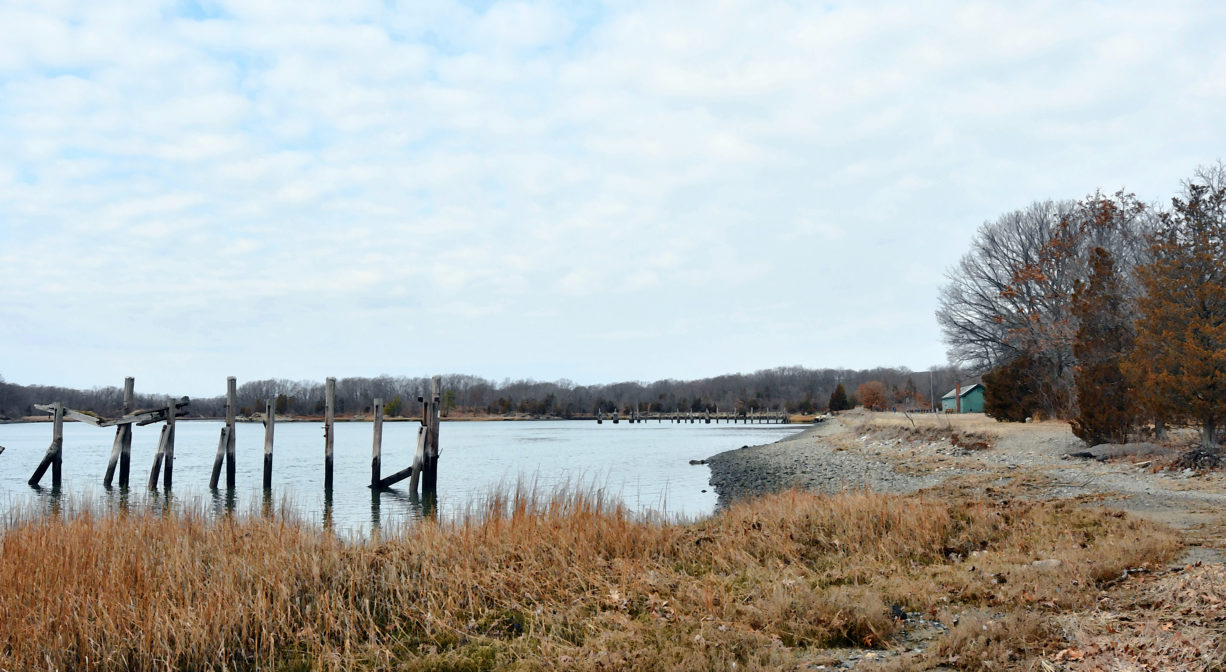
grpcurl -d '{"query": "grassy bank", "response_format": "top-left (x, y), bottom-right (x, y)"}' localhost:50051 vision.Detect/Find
top-left (0, 488), bottom-right (1182, 671)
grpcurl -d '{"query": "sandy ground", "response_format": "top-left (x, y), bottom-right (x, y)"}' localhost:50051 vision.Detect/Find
top-left (708, 409), bottom-right (1226, 561)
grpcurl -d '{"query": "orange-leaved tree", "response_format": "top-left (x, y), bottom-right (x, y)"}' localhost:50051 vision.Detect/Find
top-left (1129, 169), bottom-right (1226, 450)
top-left (857, 381), bottom-right (889, 411)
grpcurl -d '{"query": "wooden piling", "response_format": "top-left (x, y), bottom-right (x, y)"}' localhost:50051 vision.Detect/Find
top-left (148, 425), bottom-right (168, 490)
top-left (324, 377), bottom-right (335, 491)
top-left (422, 376), bottom-right (441, 493)
top-left (162, 398), bottom-right (175, 489)
top-left (404, 424), bottom-right (427, 493)
top-left (225, 377), bottom-right (237, 488)
top-left (371, 398), bottom-right (383, 489)
top-left (28, 402), bottom-right (64, 488)
top-left (104, 377), bottom-right (135, 488)
top-left (263, 400), bottom-right (275, 490)
top-left (210, 377), bottom-right (237, 489)
top-left (148, 399), bottom-right (176, 491)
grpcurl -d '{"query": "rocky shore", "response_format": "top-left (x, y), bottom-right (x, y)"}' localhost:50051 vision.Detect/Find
top-left (705, 415), bottom-right (947, 508)
top-left (706, 409), bottom-right (1226, 541)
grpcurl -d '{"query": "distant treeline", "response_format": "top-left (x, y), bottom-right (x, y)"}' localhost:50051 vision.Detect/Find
top-left (0, 366), bottom-right (962, 421)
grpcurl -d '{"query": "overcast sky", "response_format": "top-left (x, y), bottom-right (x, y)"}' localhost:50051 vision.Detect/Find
top-left (1, 1), bottom-right (1224, 398)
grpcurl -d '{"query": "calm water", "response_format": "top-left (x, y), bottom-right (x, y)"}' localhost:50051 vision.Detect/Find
top-left (0, 419), bottom-right (803, 533)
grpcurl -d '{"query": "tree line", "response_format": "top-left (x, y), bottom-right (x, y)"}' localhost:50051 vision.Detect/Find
top-left (938, 163), bottom-right (1226, 449)
top-left (0, 366), bottom-right (962, 423)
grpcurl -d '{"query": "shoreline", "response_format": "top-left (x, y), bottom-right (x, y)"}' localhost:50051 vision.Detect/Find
top-left (705, 414), bottom-right (946, 509)
top-left (705, 409), bottom-right (1226, 548)
top-left (4, 413), bottom-right (818, 425)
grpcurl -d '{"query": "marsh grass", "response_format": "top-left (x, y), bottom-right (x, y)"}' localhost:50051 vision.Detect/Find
top-left (0, 486), bottom-right (1180, 671)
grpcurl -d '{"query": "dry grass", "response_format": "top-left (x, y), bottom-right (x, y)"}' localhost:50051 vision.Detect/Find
top-left (841, 409), bottom-right (1018, 435)
top-left (0, 487), bottom-right (1184, 671)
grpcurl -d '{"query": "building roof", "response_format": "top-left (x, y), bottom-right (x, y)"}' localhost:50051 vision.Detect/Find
top-left (941, 382), bottom-right (984, 400)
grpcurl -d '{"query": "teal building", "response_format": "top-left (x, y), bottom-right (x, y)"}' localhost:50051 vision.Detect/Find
top-left (941, 383), bottom-right (985, 413)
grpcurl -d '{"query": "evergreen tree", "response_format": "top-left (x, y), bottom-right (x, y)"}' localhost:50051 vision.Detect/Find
top-left (1070, 248), bottom-right (1136, 444)
top-left (1130, 173), bottom-right (1226, 449)
top-left (903, 377), bottom-right (918, 404)
top-left (828, 383), bottom-right (850, 412)
top-left (982, 355), bottom-right (1045, 422)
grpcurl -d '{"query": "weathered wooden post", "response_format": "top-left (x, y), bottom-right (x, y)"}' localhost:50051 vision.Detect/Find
top-left (226, 378), bottom-right (237, 488)
top-left (148, 399), bottom-right (176, 491)
top-left (422, 376), bottom-right (441, 493)
top-left (371, 397), bottom-right (384, 489)
top-left (104, 377), bottom-right (135, 488)
top-left (163, 398), bottom-right (175, 489)
top-left (210, 377), bottom-right (237, 489)
top-left (118, 377), bottom-right (134, 486)
top-left (263, 400), bottom-right (275, 490)
top-left (28, 402), bottom-right (64, 488)
top-left (324, 377), bottom-right (335, 491)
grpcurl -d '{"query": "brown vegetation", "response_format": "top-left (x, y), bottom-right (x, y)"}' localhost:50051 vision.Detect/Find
top-left (0, 484), bottom-right (1182, 671)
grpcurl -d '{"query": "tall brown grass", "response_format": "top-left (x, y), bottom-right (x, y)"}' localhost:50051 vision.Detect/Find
top-left (0, 487), bottom-right (1180, 671)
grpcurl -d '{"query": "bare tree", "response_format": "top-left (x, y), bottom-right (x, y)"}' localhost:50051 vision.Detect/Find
top-left (938, 193), bottom-right (1152, 418)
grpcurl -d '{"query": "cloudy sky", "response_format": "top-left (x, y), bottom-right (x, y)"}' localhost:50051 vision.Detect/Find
top-left (1, 1), bottom-right (1223, 397)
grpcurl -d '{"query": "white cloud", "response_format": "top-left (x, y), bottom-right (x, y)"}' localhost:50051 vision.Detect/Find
top-left (0, 0), bottom-right (1224, 393)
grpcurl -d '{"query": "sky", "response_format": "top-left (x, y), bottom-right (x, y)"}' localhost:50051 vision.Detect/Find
top-left (1, 1), bottom-right (1224, 398)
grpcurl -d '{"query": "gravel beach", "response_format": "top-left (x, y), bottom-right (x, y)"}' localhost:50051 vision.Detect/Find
top-left (706, 410), bottom-right (1226, 543)
top-left (705, 416), bottom-right (947, 508)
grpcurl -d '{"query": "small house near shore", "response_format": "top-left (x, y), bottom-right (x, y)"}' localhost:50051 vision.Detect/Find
top-left (941, 383), bottom-right (985, 413)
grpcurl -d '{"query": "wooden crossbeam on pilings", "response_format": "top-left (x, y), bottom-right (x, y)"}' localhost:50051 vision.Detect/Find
top-left (28, 402), bottom-right (64, 488)
top-left (59, 398), bottom-right (189, 429)
top-left (28, 404), bottom-right (104, 427)
top-left (103, 377), bottom-right (134, 488)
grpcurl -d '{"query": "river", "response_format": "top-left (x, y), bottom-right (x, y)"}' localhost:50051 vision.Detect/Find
top-left (0, 419), bottom-right (803, 534)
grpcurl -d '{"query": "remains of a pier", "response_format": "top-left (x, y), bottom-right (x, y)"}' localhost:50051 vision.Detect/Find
top-left (29, 377), bottom-right (188, 491)
top-left (26, 374), bottom-right (446, 504)
top-left (372, 375), bottom-right (442, 497)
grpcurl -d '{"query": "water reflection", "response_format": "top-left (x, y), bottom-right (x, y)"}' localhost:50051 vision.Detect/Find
top-left (209, 487), bottom-right (237, 518)
top-left (28, 484), bottom-right (63, 517)
top-left (102, 484), bottom-right (132, 517)
top-left (368, 488), bottom-right (431, 534)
